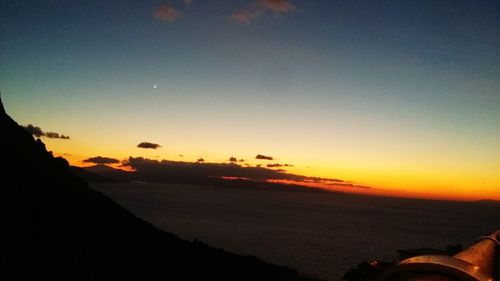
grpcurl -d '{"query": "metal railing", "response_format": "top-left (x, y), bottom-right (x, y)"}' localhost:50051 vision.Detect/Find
top-left (376, 231), bottom-right (500, 281)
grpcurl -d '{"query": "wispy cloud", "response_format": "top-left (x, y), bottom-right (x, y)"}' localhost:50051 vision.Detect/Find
top-left (257, 0), bottom-right (295, 13)
top-left (23, 124), bottom-right (70, 139)
top-left (230, 10), bottom-right (258, 24)
top-left (83, 156), bottom-right (120, 165)
top-left (137, 142), bottom-right (161, 149)
top-left (231, 0), bottom-right (295, 23)
top-left (154, 4), bottom-right (181, 22)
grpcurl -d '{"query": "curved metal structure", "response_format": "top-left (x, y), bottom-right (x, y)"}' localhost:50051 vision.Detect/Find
top-left (376, 231), bottom-right (500, 281)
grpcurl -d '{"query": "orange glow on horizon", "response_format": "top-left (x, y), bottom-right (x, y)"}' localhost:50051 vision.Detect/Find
top-left (46, 139), bottom-right (499, 202)
top-left (266, 179), bottom-right (490, 202)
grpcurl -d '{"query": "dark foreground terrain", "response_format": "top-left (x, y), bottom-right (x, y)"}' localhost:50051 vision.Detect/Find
top-left (0, 97), bottom-right (320, 281)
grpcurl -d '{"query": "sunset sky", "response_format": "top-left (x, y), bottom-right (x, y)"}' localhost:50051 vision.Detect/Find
top-left (1, 0), bottom-right (499, 200)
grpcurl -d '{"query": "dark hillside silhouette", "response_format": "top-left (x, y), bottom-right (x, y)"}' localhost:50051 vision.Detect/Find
top-left (69, 166), bottom-right (120, 183)
top-left (0, 97), bottom-right (322, 281)
top-left (76, 164), bottom-right (332, 193)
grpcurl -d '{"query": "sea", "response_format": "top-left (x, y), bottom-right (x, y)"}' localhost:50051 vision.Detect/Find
top-left (91, 183), bottom-right (500, 281)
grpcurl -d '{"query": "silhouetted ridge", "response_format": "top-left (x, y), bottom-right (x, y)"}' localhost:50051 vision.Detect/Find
top-left (0, 96), bottom-right (319, 281)
top-left (0, 94), bottom-right (5, 115)
top-left (69, 166), bottom-right (121, 183)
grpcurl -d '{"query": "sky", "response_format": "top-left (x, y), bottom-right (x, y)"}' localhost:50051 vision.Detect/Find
top-left (1, 0), bottom-right (499, 200)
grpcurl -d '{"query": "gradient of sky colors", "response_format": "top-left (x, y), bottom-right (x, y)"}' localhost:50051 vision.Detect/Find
top-left (1, 0), bottom-right (499, 200)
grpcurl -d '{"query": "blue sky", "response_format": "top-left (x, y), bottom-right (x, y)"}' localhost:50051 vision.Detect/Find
top-left (1, 0), bottom-right (499, 199)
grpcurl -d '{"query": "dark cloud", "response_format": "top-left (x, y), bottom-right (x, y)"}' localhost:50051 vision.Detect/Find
top-left (229, 157), bottom-right (238, 162)
top-left (239, 159), bottom-right (245, 162)
top-left (256, 154), bottom-right (274, 160)
top-left (137, 142), bottom-right (161, 149)
top-left (122, 157), bottom-right (286, 181)
top-left (45, 132), bottom-right (59, 138)
top-left (122, 157), bottom-right (159, 167)
top-left (119, 157), bottom-right (366, 190)
top-left (83, 156), bottom-right (120, 165)
top-left (154, 4), bottom-right (181, 22)
top-left (231, 0), bottom-right (295, 23)
top-left (266, 163), bottom-right (293, 168)
top-left (45, 132), bottom-right (70, 139)
top-left (23, 124), bottom-right (44, 138)
top-left (183, 0), bottom-right (193, 6)
top-left (23, 124), bottom-right (70, 139)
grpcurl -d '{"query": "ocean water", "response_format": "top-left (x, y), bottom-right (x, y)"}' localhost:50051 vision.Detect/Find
top-left (91, 183), bottom-right (500, 281)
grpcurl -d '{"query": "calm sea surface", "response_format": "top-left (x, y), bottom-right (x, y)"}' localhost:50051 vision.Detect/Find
top-left (91, 183), bottom-right (500, 281)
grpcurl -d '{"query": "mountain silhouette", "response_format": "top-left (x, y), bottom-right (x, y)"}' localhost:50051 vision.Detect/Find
top-left (0, 97), bottom-right (321, 281)
top-left (69, 166), bottom-right (121, 183)
top-left (76, 163), bottom-right (332, 193)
